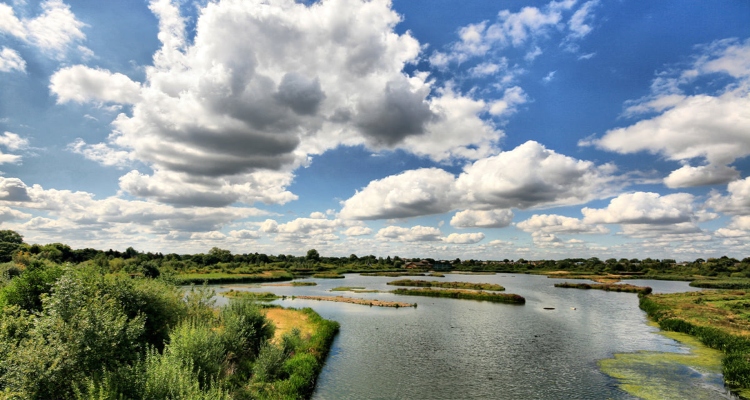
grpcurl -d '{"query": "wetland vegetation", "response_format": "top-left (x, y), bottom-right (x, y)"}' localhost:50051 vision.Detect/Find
top-left (387, 279), bottom-right (505, 291)
top-left (391, 288), bottom-right (525, 304)
top-left (555, 282), bottom-right (653, 295)
top-left (292, 295), bottom-right (415, 308)
top-left (640, 290), bottom-right (750, 396)
top-left (4, 230), bottom-right (750, 397)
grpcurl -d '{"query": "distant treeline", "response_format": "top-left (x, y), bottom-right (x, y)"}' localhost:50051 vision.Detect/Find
top-left (2, 229), bottom-right (750, 280)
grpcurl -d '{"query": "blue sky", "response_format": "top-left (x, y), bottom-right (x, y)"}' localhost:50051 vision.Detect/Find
top-left (0, 0), bottom-right (749, 260)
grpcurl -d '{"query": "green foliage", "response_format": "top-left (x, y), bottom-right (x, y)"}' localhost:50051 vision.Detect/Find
top-left (689, 279), bottom-right (750, 289)
top-left (0, 260), bottom-right (63, 312)
top-left (306, 249), bottom-right (320, 262)
top-left (0, 274), bottom-right (146, 399)
top-left (167, 320), bottom-right (226, 387)
top-left (0, 230), bottom-right (23, 263)
top-left (220, 300), bottom-right (275, 362)
top-left (0, 249), bottom-right (338, 400)
top-left (185, 284), bottom-right (217, 322)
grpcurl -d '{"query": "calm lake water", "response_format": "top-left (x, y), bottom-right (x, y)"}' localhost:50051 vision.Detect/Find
top-left (213, 273), bottom-right (735, 399)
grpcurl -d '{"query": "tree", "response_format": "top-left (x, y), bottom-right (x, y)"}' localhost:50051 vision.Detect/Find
top-left (0, 229), bottom-right (23, 262)
top-left (306, 249), bottom-right (320, 262)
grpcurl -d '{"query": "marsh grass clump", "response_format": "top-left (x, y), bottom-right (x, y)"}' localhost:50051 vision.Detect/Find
top-left (555, 282), bottom-right (652, 295)
top-left (387, 279), bottom-right (505, 291)
top-left (311, 272), bottom-right (345, 279)
top-left (392, 288), bottom-right (525, 304)
top-left (222, 290), bottom-right (279, 301)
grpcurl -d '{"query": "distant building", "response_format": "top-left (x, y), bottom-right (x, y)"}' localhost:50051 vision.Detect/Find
top-left (404, 260), bottom-right (432, 269)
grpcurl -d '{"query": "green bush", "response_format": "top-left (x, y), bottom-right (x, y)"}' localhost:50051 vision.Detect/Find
top-left (1, 274), bottom-right (145, 399)
top-left (0, 260), bottom-right (63, 311)
top-left (220, 300), bottom-right (274, 363)
top-left (167, 320), bottom-right (226, 388)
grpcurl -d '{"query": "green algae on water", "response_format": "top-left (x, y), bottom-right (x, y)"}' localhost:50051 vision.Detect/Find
top-left (599, 329), bottom-right (732, 400)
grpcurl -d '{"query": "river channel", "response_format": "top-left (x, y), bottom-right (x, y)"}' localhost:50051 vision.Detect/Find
top-left (213, 273), bottom-right (735, 399)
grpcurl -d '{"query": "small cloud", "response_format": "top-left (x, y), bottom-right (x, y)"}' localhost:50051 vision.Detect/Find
top-left (542, 71), bottom-right (556, 83)
top-left (0, 47), bottom-right (26, 73)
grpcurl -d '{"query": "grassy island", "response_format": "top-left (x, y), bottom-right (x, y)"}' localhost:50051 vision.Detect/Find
top-left (392, 288), bottom-right (525, 304)
top-left (222, 289), bottom-right (280, 301)
top-left (293, 295), bottom-right (415, 308)
top-left (330, 286), bottom-right (380, 293)
top-left (387, 279), bottom-right (505, 291)
top-left (311, 272), bottom-right (346, 279)
top-left (555, 282), bottom-right (653, 295)
top-left (640, 290), bottom-right (750, 396)
top-left (360, 271), bottom-right (426, 277)
top-left (263, 281), bottom-right (318, 287)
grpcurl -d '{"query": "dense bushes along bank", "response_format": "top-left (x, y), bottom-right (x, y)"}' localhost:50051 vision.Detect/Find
top-left (392, 288), bottom-right (525, 304)
top-left (640, 292), bottom-right (750, 397)
top-left (0, 263), bottom-right (338, 399)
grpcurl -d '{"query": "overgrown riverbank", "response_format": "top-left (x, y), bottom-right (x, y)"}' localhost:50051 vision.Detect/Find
top-left (640, 290), bottom-right (750, 398)
top-left (0, 263), bottom-right (338, 399)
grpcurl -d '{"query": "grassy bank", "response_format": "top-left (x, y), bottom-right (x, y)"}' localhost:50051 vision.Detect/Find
top-left (248, 307), bottom-right (340, 399)
top-left (392, 288), bottom-right (525, 304)
top-left (387, 279), bottom-right (505, 291)
top-left (690, 279), bottom-right (750, 289)
top-left (555, 282), bottom-right (653, 295)
top-left (640, 291), bottom-right (750, 397)
top-left (175, 270), bottom-right (293, 284)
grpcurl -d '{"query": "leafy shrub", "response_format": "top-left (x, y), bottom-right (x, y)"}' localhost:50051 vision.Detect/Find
top-left (167, 320), bottom-right (226, 388)
top-left (0, 260), bottom-right (63, 311)
top-left (220, 300), bottom-right (274, 363)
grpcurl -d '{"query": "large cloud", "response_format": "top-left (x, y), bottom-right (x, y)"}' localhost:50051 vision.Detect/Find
top-left (0, 177), bottom-right (266, 240)
top-left (587, 38), bottom-right (750, 188)
top-left (51, 0), bottom-right (503, 207)
top-left (339, 168), bottom-right (458, 220)
top-left (582, 192), bottom-right (696, 225)
top-left (455, 141), bottom-right (617, 210)
top-left (450, 209), bottom-right (514, 228)
top-left (707, 177), bottom-right (750, 215)
top-left (340, 141), bottom-right (618, 220)
top-left (376, 225), bottom-right (443, 242)
top-left (516, 214), bottom-right (608, 234)
top-left (51, 66), bottom-right (142, 104)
